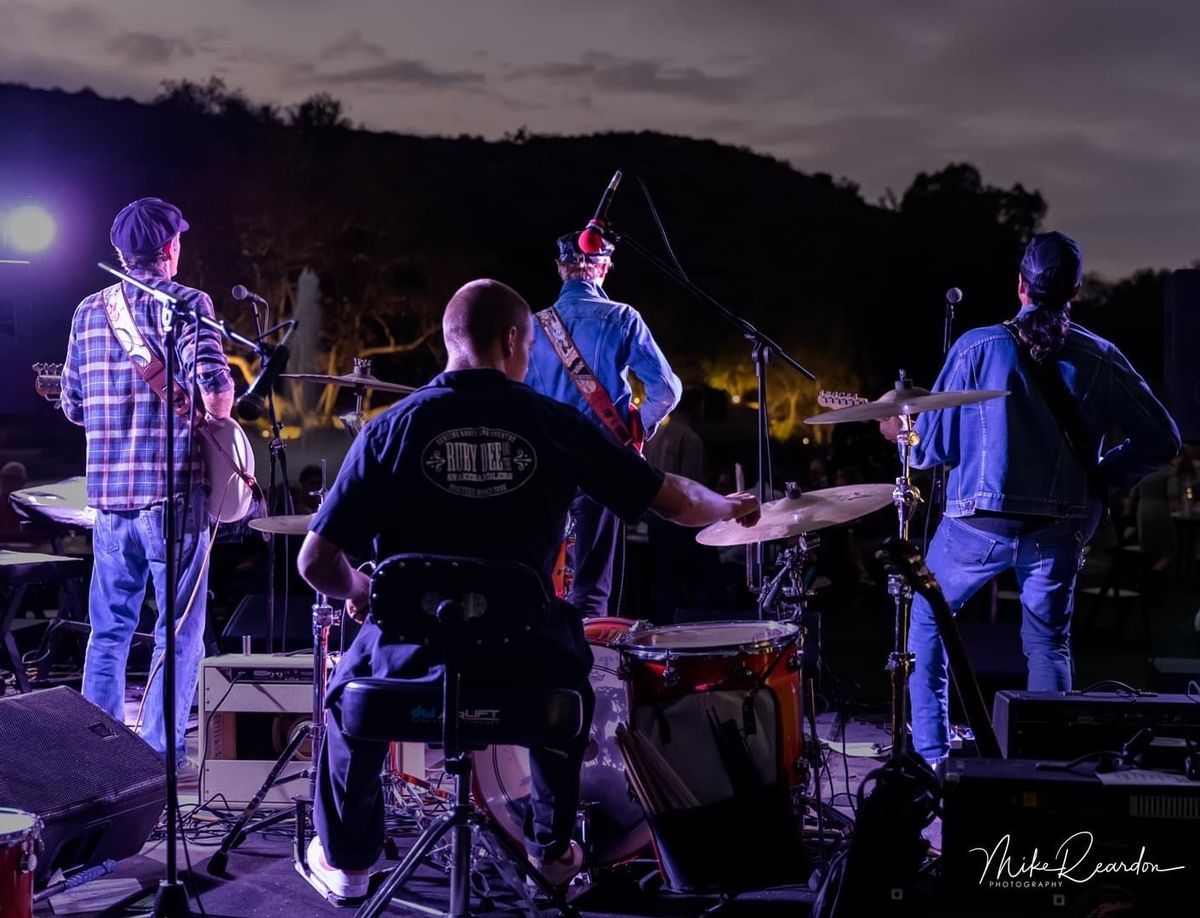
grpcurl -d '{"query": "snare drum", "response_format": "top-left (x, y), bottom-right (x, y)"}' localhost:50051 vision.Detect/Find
top-left (472, 617), bottom-right (652, 865)
top-left (617, 620), bottom-right (805, 789)
top-left (0, 809), bottom-right (41, 918)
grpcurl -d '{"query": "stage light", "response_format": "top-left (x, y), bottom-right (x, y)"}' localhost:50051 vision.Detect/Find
top-left (4, 205), bottom-right (56, 253)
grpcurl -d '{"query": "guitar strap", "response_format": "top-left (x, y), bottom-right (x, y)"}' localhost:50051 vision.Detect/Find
top-left (1003, 322), bottom-right (1109, 532)
top-left (99, 284), bottom-right (255, 501)
top-left (536, 306), bottom-right (638, 449)
top-left (100, 283), bottom-right (193, 423)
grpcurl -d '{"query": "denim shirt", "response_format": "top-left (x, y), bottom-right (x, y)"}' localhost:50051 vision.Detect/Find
top-left (526, 279), bottom-right (682, 437)
top-left (912, 308), bottom-right (1180, 519)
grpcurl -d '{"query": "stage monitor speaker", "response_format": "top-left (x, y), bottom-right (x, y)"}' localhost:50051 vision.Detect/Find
top-left (1165, 269), bottom-right (1200, 443)
top-left (199, 653), bottom-right (316, 807)
top-left (992, 689), bottom-right (1200, 760)
top-left (942, 757), bottom-right (1199, 916)
top-left (0, 686), bottom-right (165, 884)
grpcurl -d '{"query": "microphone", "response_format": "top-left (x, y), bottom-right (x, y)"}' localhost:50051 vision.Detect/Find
top-left (578, 170), bottom-right (623, 255)
top-left (945, 287), bottom-right (963, 305)
top-left (231, 284), bottom-right (268, 307)
top-left (236, 325), bottom-right (295, 421)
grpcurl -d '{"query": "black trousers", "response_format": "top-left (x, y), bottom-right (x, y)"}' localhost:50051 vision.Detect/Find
top-left (566, 490), bottom-right (621, 616)
top-left (315, 620), bottom-right (595, 868)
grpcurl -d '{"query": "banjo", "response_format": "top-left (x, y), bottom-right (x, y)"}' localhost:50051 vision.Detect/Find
top-left (33, 361), bottom-right (256, 523)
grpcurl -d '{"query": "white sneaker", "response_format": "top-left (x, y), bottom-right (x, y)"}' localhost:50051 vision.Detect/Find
top-left (529, 840), bottom-right (583, 888)
top-left (304, 836), bottom-right (369, 901)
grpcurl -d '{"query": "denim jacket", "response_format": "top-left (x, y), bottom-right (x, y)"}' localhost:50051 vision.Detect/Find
top-left (526, 279), bottom-right (682, 437)
top-left (913, 308), bottom-right (1180, 519)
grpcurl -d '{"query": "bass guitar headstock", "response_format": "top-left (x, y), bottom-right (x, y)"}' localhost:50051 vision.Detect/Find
top-left (32, 362), bottom-right (63, 402)
top-left (816, 389), bottom-right (868, 411)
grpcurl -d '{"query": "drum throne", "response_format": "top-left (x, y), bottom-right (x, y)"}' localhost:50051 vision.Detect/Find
top-left (318, 555), bottom-right (584, 918)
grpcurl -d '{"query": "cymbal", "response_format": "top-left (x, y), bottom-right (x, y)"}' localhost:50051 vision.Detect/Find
top-left (697, 484), bottom-right (894, 546)
top-left (248, 514), bottom-right (314, 536)
top-left (805, 388), bottom-right (1009, 424)
top-left (282, 371), bottom-right (416, 395)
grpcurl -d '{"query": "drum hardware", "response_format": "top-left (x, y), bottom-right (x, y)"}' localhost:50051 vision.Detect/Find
top-left (283, 357), bottom-right (415, 440)
top-left (247, 513), bottom-right (314, 537)
top-left (209, 475), bottom-right (342, 876)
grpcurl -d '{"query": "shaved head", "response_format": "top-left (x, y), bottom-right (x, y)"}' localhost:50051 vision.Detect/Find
top-left (443, 279), bottom-right (534, 379)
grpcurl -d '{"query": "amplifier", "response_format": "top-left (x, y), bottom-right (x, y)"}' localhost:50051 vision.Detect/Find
top-left (199, 653), bottom-right (316, 807)
top-left (942, 758), bottom-right (1200, 916)
top-left (992, 690), bottom-right (1200, 760)
top-left (198, 653), bottom-right (426, 808)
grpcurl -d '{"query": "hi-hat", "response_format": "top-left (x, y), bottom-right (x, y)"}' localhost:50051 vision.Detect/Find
top-left (282, 371), bottom-right (415, 395)
top-left (248, 514), bottom-right (314, 536)
top-left (805, 387), bottom-right (1008, 424)
top-left (697, 483), bottom-right (894, 546)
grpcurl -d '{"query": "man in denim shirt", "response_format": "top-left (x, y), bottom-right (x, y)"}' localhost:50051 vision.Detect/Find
top-left (881, 231), bottom-right (1180, 766)
top-left (526, 232), bottom-right (682, 615)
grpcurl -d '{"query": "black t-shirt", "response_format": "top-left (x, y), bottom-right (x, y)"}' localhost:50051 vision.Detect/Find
top-left (314, 368), bottom-right (665, 585)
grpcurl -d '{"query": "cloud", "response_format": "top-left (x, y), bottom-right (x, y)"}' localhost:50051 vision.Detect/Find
top-left (510, 52), bottom-right (758, 104)
top-left (320, 31), bottom-right (388, 63)
top-left (107, 32), bottom-right (195, 66)
top-left (320, 59), bottom-right (485, 89)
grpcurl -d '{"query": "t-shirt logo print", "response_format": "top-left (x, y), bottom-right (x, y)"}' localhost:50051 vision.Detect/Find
top-left (422, 427), bottom-right (538, 498)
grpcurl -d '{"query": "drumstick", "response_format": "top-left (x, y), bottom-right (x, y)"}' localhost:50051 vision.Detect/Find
top-left (736, 463), bottom-right (753, 592)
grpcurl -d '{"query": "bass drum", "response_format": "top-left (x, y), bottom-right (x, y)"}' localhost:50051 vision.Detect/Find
top-left (472, 617), bottom-right (651, 866)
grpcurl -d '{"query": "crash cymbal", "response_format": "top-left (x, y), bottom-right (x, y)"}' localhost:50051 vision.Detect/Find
top-left (805, 388), bottom-right (1009, 424)
top-left (697, 483), bottom-right (894, 546)
top-left (282, 371), bottom-right (415, 395)
top-left (248, 513), bottom-right (314, 536)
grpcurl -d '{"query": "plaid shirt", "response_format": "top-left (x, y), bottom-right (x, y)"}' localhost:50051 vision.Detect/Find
top-left (60, 267), bottom-right (233, 511)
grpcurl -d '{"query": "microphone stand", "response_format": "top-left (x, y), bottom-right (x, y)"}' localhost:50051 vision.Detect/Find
top-left (96, 263), bottom-right (270, 916)
top-left (924, 291), bottom-right (959, 548)
top-left (97, 264), bottom-right (196, 917)
top-left (601, 222), bottom-right (816, 601)
top-left (244, 301), bottom-right (295, 654)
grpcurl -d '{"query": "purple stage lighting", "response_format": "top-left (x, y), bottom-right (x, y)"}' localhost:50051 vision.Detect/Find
top-left (4, 204), bottom-right (56, 253)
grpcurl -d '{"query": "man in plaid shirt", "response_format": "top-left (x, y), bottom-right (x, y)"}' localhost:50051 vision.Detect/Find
top-left (60, 197), bottom-right (233, 764)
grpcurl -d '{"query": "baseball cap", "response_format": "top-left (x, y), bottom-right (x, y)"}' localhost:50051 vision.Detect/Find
top-left (556, 231), bottom-right (614, 264)
top-left (110, 197), bottom-right (189, 255)
top-left (1020, 231), bottom-right (1083, 305)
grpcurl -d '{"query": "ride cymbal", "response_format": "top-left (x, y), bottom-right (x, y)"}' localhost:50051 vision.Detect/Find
top-left (697, 483), bottom-right (894, 546)
top-left (281, 371), bottom-right (415, 395)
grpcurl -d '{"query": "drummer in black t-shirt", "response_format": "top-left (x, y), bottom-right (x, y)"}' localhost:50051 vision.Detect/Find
top-left (297, 279), bottom-right (759, 899)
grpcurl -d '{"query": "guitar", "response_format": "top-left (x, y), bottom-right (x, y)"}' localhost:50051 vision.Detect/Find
top-left (32, 362), bottom-right (257, 523)
top-left (877, 536), bottom-right (1001, 758)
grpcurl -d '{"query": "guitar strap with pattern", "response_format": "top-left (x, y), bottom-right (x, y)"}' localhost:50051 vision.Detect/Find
top-left (536, 306), bottom-right (638, 449)
top-left (100, 283), bottom-right (193, 423)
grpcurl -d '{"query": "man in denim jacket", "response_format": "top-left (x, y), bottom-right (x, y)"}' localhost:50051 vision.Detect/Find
top-left (882, 231), bottom-right (1180, 766)
top-left (526, 232), bottom-right (682, 615)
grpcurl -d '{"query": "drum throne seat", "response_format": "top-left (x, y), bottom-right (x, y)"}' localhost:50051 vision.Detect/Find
top-left (328, 555), bottom-right (584, 918)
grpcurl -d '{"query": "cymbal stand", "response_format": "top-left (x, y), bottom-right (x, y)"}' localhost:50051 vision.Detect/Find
top-left (885, 373), bottom-right (923, 760)
top-left (336, 357), bottom-right (373, 439)
top-left (208, 589), bottom-right (339, 873)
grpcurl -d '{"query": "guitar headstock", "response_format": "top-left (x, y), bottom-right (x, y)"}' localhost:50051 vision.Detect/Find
top-left (32, 362), bottom-right (63, 401)
top-left (817, 389), bottom-right (868, 410)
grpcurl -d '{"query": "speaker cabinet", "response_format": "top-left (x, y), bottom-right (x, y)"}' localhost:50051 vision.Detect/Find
top-left (0, 686), bottom-right (165, 883)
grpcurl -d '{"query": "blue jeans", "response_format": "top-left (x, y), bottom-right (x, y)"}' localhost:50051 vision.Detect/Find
top-left (909, 514), bottom-right (1084, 763)
top-left (82, 488), bottom-right (210, 762)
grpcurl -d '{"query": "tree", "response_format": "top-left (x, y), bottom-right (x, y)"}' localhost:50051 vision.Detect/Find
top-left (288, 94), bottom-right (351, 130)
